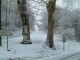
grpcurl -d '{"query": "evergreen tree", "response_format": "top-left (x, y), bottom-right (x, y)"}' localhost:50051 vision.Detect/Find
top-left (74, 19), bottom-right (80, 42)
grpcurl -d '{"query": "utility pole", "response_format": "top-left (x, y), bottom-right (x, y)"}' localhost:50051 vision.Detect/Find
top-left (0, 0), bottom-right (2, 46)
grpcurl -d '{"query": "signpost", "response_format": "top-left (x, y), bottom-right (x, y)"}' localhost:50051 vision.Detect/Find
top-left (62, 35), bottom-right (67, 51)
top-left (0, 30), bottom-right (13, 51)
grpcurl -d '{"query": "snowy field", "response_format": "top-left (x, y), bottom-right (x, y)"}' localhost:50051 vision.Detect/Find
top-left (0, 31), bottom-right (80, 60)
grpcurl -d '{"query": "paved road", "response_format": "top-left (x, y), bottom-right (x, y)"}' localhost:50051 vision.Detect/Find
top-left (35, 50), bottom-right (80, 60)
top-left (61, 53), bottom-right (80, 60)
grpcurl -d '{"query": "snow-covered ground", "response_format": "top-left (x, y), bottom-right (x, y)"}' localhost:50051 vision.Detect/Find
top-left (0, 31), bottom-right (80, 60)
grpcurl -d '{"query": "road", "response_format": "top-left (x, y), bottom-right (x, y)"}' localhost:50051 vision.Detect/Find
top-left (35, 50), bottom-right (80, 60)
top-left (61, 53), bottom-right (80, 60)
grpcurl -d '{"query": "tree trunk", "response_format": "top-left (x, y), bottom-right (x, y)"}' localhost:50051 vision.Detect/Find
top-left (17, 0), bottom-right (32, 44)
top-left (6, 0), bottom-right (7, 27)
top-left (0, 0), bottom-right (2, 46)
top-left (46, 0), bottom-right (56, 49)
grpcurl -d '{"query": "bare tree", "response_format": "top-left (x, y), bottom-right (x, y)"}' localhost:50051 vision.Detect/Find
top-left (17, 0), bottom-right (32, 44)
top-left (46, 0), bottom-right (56, 49)
top-left (6, 0), bottom-right (8, 27)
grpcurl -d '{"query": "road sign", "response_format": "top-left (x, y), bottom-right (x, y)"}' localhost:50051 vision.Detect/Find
top-left (0, 33), bottom-right (13, 36)
top-left (0, 30), bottom-right (13, 36)
top-left (0, 30), bottom-right (13, 51)
top-left (0, 30), bottom-right (5, 33)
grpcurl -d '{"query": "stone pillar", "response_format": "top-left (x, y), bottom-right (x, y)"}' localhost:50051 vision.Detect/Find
top-left (21, 26), bottom-right (32, 44)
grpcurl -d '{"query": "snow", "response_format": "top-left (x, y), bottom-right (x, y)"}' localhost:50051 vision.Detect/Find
top-left (0, 31), bottom-right (80, 60)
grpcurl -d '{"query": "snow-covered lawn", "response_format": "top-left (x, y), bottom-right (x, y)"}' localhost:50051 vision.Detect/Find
top-left (0, 31), bottom-right (80, 60)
